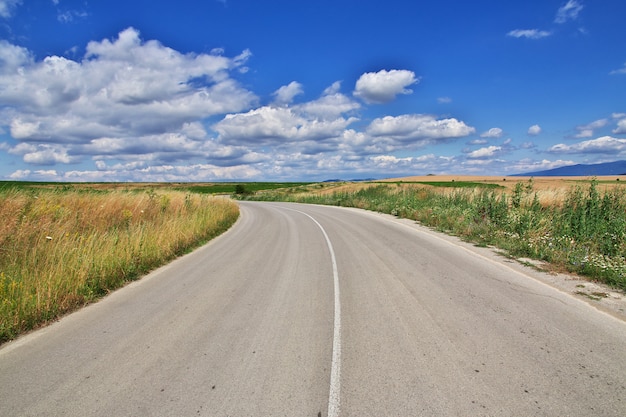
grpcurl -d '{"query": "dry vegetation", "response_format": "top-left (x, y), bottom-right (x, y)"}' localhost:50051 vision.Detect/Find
top-left (0, 187), bottom-right (239, 343)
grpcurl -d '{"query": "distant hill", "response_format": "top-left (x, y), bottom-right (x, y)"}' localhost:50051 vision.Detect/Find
top-left (514, 161), bottom-right (626, 176)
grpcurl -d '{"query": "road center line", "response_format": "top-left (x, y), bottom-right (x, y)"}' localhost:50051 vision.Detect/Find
top-left (281, 206), bottom-right (341, 417)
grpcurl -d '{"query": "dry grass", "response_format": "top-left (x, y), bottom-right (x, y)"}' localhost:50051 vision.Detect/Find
top-left (0, 188), bottom-right (239, 343)
top-left (381, 175), bottom-right (625, 191)
top-left (331, 175), bottom-right (624, 207)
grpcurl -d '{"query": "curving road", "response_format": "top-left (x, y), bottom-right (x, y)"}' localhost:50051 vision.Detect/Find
top-left (1, 201), bottom-right (625, 416)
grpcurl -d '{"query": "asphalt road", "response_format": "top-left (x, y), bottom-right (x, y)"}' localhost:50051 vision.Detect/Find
top-left (1, 201), bottom-right (625, 416)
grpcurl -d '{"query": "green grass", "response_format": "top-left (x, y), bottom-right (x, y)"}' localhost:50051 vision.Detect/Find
top-left (181, 182), bottom-right (312, 195)
top-left (0, 181), bottom-right (314, 195)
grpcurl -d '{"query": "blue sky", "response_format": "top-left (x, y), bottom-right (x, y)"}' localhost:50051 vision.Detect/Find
top-left (0, 0), bottom-right (625, 181)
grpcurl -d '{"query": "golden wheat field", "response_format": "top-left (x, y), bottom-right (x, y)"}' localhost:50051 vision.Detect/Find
top-left (381, 175), bottom-right (624, 189)
top-left (315, 175), bottom-right (625, 207)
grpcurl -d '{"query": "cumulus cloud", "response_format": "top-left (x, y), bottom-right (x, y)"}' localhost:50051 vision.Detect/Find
top-left (365, 153), bottom-right (458, 175)
top-left (366, 114), bottom-right (475, 150)
top-left (0, 28), bottom-right (519, 181)
top-left (0, 28), bottom-right (257, 166)
top-left (353, 69), bottom-right (419, 104)
top-left (0, 40), bottom-right (32, 70)
top-left (555, 0), bottom-right (584, 24)
top-left (507, 29), bottom-right (551, 39)
top-left (213, 106), bottom-right (357, 147)
top-left (272, 81), bottom-right (303, 106)
top-left (528, 124), bottom-right (542, 135)
top-left (466, 145), bottom-right (502, 159)
top-left (548, 136), bottom-right (626, 154)
top-left (297, 85), bottom-right (360, 119)
top-left (480, 127), bottom-right (503, 138)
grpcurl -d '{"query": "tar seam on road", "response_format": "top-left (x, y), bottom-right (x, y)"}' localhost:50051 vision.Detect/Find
top-left (280, 206), bottom-right (342, 417)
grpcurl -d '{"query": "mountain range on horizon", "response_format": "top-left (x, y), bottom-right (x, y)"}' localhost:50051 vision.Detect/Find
top-left (514, 161), bottom-right (626, 177)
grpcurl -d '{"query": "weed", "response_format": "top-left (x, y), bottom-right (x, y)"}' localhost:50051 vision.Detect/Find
top-left (0, 188), bottom-right (238, 343)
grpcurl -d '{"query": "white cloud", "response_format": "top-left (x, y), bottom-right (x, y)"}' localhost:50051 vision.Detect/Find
top-left (57, 9), bottom-right (88, 23)
top-left (555, 0), bottom-right (584, 24)
top-left (297, 84), bottom-right (360, 119)
top-left (272, 81), bottom-right (303, 106)
top-left (574, 129), bottom-right (593, 138)
top-left (548, 136), bottom-right (626, 154)
top-left (0, 28), bottom-right (257, 162)
top-left (8, 169), bottom-right (31, 179)
top-left (3, 27), bottom-right (569, 181)
top-left (370, 155), bottom-right (416, 168)
top-left (469, 139), bottom-right (488, 145)
top-left (509, 159), bottom-right (576, 174)
top-left (507, 29), bottom-right (552, 40)
top-left (366, 114), bottom-right (475, 150)
top-left (0, 40), bottom-right (32, 71)
top-left (10, 119), bottom-right (40, 139)
top-left (467, 145), bottom-right (502, 159)
top-left (437, 97), bottom-right (452, 104)
top-left (64, 163), bottom-right (263, 182)
top-left (22, 145), bottom-right (74, 165)
top-left (213, 106), bottom-right (356, 146)
top-left (610, 63), bottom-right (626, 75)
top-left (367, 154), bottom-right (457, 175)
top-left (323, 81), bottom-right (342, 96)
top-left (480, 127), bottom-right (503, 138)
top-left (353, 69), bottom-right (419, 104)
top-left (0, 0), bottom-right (21, 18)
top-left (575, 118), bottom-right (608, 138)
top-left (528, 124), bottom-right (542, 135)
top-left (612, 118), bottom-right (626, 135)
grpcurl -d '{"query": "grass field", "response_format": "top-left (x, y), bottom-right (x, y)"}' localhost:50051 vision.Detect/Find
top-left (241, 176), bottom-right (626, 291)
top-left (0, 184), bottom-right (244, 343)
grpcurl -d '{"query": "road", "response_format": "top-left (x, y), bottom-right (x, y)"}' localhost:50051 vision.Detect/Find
top-left (1, 201), bottom-right (625, 416)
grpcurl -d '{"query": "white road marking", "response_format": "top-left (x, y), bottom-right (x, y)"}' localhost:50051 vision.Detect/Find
top-left (281, 206), bottom-right (342, 417)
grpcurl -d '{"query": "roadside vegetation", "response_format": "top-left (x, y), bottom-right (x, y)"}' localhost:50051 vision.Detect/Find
top-left (240, 178), bottom-right (626, 291)
top-left (0, 185), bottom-right (239, 343)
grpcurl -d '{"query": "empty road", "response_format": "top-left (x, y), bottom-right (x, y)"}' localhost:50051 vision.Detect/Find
top-left (1, 201), bottom-right (625, 416)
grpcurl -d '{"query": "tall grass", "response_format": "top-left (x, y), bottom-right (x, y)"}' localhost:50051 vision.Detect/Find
top-left (0, 188), bottom-right (239, 343)
top-left (242, 179), bottom-right (626, 290)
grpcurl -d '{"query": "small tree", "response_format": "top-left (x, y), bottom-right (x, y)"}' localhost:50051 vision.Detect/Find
top-left (234, 184), bottom-right (247, 195)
